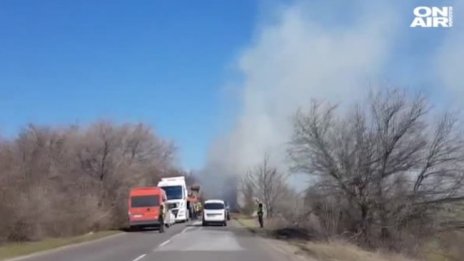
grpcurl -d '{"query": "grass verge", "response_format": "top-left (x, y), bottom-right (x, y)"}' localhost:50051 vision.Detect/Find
top-left (421, 230), bottom-right (464, 261)
top-left (234, 216), bottom-right (270, 237)
top-left (0, 231), bottom-right (120, 260)
top-left (235, 216), bottom-right (258, 232)
top-left (294, 241), bottom-right (415, 261)
top-left (235, 215), bottom-right (415, 261)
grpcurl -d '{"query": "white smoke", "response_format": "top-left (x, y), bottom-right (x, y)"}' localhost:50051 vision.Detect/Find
top-left (206, 2), bottom-right (400, 183)
top-left (436, 0), bottom-right (464, 101)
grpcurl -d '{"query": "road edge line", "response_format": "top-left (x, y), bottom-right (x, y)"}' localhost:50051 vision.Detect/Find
top-left (132, 254), bottom-right (146, 261)
top-left (159, 240), bottom-right (170, 247)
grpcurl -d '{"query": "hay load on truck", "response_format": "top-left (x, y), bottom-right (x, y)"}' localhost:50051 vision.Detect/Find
top-left (188, 184), bottom-right (202, 219)
top-left (157, 176), bottom-right (189, 222)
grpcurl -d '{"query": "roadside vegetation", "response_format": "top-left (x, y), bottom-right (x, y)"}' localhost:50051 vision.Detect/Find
top-left (0, 121), bottom-right (184, 244)
top-left (240, 88), bottom-right (464, 260)
top-left (236, 215), bottom-right (413, 261)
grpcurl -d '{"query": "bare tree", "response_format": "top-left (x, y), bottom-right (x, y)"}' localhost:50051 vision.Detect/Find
top-left (0, 120), bottom-right (179, 242)
top-left (240, 178), bottom-right (256, 215)
top-left (289, 89), bottom-right (464, 247)
top-left (242, 155), bottom-right (288, 218)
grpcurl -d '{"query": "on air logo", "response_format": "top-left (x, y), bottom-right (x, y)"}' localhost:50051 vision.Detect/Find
top-left (410, 6), bottom-right (453, 28)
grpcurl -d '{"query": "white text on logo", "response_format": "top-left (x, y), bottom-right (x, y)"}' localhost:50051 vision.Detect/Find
top-left (410, 6), bottom-right (453, 28)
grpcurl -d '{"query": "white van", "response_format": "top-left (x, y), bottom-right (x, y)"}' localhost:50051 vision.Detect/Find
top-left (157, 176), bottom-right (189, 222)
top-left (202, 199), bottom-right (227, 226)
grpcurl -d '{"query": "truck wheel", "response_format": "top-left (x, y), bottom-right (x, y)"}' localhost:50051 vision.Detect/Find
top-left (130, 226), bottom-right (140, 232)
top-left (202, 221), bottom-right (207, 226)
top-left (223, 221), bottom-right (227, 227)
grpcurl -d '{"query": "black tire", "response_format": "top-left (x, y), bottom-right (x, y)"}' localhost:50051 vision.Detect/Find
top-left (132, 226), bottom-right (141, 232)
top-left (202, 221), bottom-right (207, 226)
top-left (223, 221), bottom-right (227, 227)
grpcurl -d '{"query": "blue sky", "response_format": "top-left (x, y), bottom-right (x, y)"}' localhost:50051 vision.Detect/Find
top-left (1, 0), bottom-right (462, 172)
top-left (0, 0), bottom-right (258, 169)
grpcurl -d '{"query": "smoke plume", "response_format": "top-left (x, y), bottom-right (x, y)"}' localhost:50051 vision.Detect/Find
top-left (202, 0), bottom-right (464, 202)
top-left (205, 1), bottom-right (398, 187)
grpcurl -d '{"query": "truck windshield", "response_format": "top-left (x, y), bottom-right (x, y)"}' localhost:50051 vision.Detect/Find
top-left (162, 186), bottom-right (183, 200)
top-left (204, 203), bottom-right (224, 210)
top-left (131, 196), bottom-right (159, 208)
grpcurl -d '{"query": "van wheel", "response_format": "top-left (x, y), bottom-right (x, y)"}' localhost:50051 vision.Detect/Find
top-left (129, 226), bottom-right (139, 232)
top-left (223, 221), bottom-right (227, 227)
top-left (202, 221), bottom-right (207, 226)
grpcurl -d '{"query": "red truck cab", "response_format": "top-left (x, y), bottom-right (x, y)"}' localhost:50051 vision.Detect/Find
top-left (128, 187), bottom-right (167, 229)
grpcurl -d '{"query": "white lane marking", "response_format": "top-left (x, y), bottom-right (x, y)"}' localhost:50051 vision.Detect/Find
top-left (192, 220), bottom-right (202, 226)
top-left (159, 239), bottom-right (170, 247)
top-left (132, 254), bottom-right (146, 261)
top-left (182, 226), bottom-right (195, 233)
top-left (181, 227), bottom-right (189, 233)
top-left (153, 223), bottom-right (200, 251)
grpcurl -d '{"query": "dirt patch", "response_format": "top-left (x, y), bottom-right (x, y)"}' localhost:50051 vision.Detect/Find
top-left (272, 227), bottom-right (314, 240)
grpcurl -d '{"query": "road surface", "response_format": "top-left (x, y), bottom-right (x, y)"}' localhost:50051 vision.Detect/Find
top-left (10, 220), bottom-right (298, 261)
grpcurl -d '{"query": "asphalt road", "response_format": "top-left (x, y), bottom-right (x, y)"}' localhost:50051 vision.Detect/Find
top-left (12, 220), bottom-right (293, 261)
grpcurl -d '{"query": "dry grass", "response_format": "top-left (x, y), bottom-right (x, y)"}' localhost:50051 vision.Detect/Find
top-left (237, 215), bottom-right (464, 261)
top-left (236, 217), bottom-right (259, 230)
top-left (294, 241), bottom-right (415, 261)
top-left (235, 216), bottom-right (263, 236)
top-left (236, 216), bottom-right (416, 261)
top-left (421, 230), bottom-right (464, 261)
top-left (235, 216), bottom-right (276, 237)
top-left (0, 231), bottom-right (119, 260)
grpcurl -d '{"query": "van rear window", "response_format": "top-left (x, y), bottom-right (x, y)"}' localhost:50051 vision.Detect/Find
top-left (204, 203), bottom-right (224, 210)
top-left (131, 196), bottom-right (159, 207)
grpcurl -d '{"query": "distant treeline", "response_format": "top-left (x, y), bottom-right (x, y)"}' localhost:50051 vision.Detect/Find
top-left (0, 121), bottom-right (182, 243)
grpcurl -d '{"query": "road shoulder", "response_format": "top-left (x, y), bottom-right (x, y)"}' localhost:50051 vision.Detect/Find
top-left (1, 231), bottom-right (123, 261)
top-left (233, 218), bottom-right (315, 261)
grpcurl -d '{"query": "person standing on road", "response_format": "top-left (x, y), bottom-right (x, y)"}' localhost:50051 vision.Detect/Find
top-left (159, 204), bottom-right (165, 233)
top-left (191, 202), bottom-right (197, 220)
top-left (257, 203), bottom-right (264, 228)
